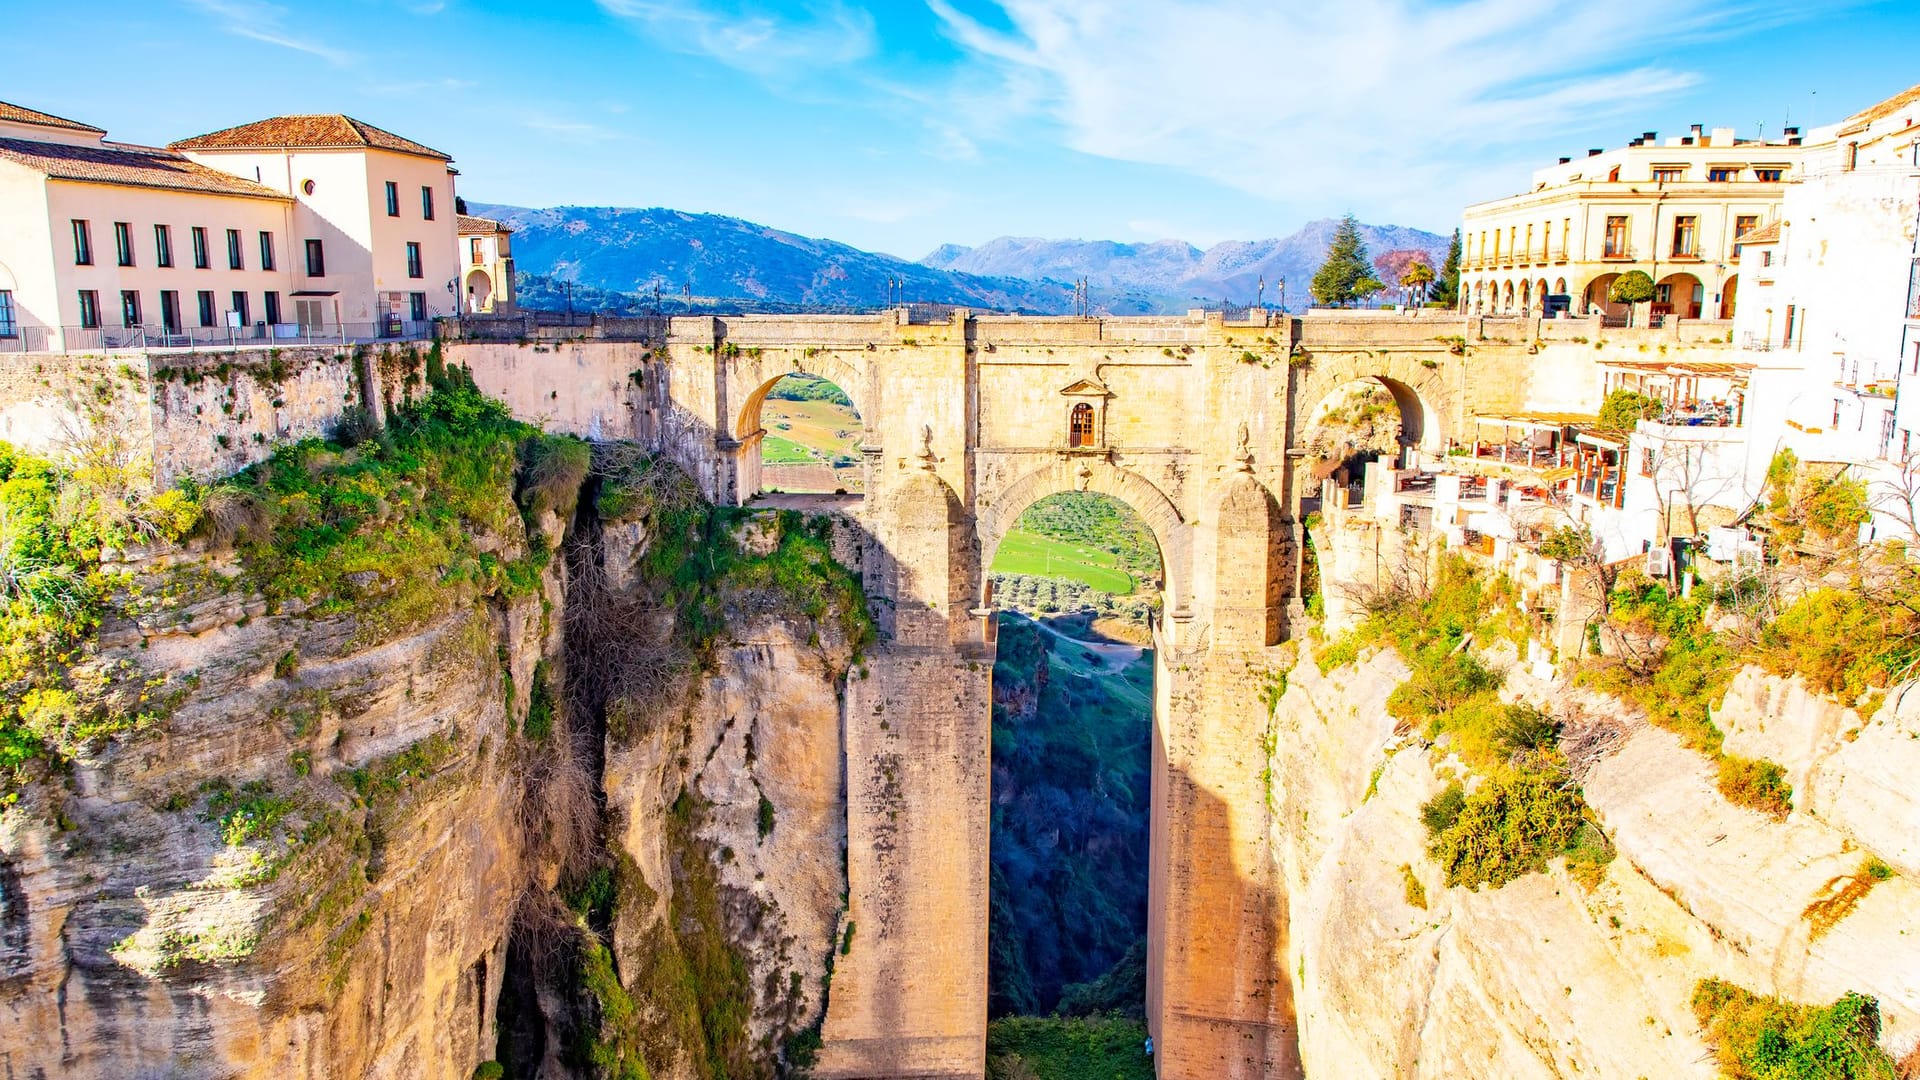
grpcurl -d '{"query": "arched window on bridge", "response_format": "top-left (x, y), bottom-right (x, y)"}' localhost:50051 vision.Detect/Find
top-left (1069, 402), bottom-right (1096, 448)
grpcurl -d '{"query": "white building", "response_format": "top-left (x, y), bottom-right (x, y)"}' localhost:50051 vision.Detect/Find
top-left (1730, 83), bottom-right (1920, 536)
top-left (456, 213), bottom-right (515, 314)
top-left (0, 101), bottom-right (462, 352)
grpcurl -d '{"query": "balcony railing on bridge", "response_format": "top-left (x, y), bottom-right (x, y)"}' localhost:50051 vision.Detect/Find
top-left (1, 320), bottom-right (434, 354)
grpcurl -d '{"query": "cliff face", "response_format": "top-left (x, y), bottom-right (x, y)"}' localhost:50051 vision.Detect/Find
top-left (1, 386), bottom-right (858, 1080)
top-left (0, 544), bottom-right (555, 1079)
top-left (1273, 648), bottom-right (1920, 1079)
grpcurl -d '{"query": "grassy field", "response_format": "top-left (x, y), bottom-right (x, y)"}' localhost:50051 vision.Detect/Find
top-left (762, 395), bottom-right (861, 463)
top-left (986, 1015), bottom-right (1154, 1080)
top-left (758, 382), bottom-right (864, 493)
top-left (992, 530), bottom-right (1135, 594)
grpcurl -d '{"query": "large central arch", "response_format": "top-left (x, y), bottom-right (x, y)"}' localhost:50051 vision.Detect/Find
top-left (977, 459), bottom-right (1191, 620)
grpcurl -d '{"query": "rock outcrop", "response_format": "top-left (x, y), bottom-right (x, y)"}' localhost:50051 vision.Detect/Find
top-left (1275, 649), bottom-right (1920, 1079)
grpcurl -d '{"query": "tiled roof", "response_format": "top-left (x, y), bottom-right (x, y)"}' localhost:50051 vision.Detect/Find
top-left (457, 213), bottom-right (509, 234)
top-left (0, 138), bottom-right (290, 200)
top-left (0, 100), bottom-right (105, 134)
top-left (170, 115), bottom-right (451, 161)
top-left (1740, 221), bottom-right (1782, 245)
top-left (1838, 83), bottom-right (1920, 133)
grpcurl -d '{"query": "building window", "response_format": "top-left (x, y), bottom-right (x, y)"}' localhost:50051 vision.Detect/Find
top-left (258, 231), bottom-right (275, 272)
top-left (1908, 257), bottom-right (1920, 318)
top-left (1640, 447), bottom-right (1657, 477)
top-left (406, 242), bottom-right (423, 278)
top-left (227, 229), bottom-right (243, 269)
top-left (1671, 216), bottom-right (1698, 257)
top-left (409, 291), bottom-right (427, 322)
top-left (231, 291), bottom-right (250, 327)
top-left (154, 224), bottom-right (173, 268)
top-left (192, 226), bottom-right (210, 269)
top-left (1560, 218), bottom-right (1570, 260)
top-left (114, 222), bottom-right (134, 267)
top-left (1833, 400), bottom-right (1843, 428)
top-left (305, 238), bottom-right (326, 277)
top-left (1762, 250), bottom-right (1774, 268)
top-left (1607, 165), bottom-right (1621, 182)
top-left (1707, 167), bottom-right (1737, 182)
top-left (1784, 304), bottom-right (1798, 347)
top-left (1754, 167), bottom-right (1785, 182)
top-left (197, 290), bottom-right (216, 327)
top-left (78, 290), bottom-right (101, 329)
top-left (1069, 402), bottom-right (1095, 447)
top-left (120, 289), bottom-right (141, 328)
top-left (264, 291), bottom-right (281, 327)
top-left (72, 220), bottom-right (93, 265)
top-left (0, 290), bottom-right (15, 337)
top-left (1604, 215), bottom-right (1630, 258)
top-left (160, 290), bottom-right (181, 333)
top-left (470, 237), bottom-right (484, 265)
top-left (385, 181), bottom-right (400, 217)
top-left (1652, 166), bottom-right (1687, 183)
top-left (421, 186), bottom-right (435, 220)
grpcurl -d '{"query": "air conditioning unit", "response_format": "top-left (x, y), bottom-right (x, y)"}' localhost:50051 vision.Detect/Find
top-left (1645, 545), bottom-right (1673, 578)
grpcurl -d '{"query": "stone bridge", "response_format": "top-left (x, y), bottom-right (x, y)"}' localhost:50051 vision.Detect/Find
top-left (456, 308), bottom-right (1625, 1079)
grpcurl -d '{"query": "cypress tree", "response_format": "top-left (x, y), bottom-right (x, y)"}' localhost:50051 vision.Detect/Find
top-left (1311, 215), bottom-right (1379, 308)
top-left (1434, 228), bottom-right (1462, 308)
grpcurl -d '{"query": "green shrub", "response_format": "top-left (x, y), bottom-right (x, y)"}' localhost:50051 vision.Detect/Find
top-left (1427, 772), bottom-right (1584, 889)
top-left (1758, 589), bottom-right (1914, 704)
top-left (471, 1064), bottom-right (505, 1080)
top-left (1717, 755), bottom-right (1793, 820)
top-left (985, 1015), bottom-right (1154, 1080)
top-left (1401, 863), bottom-right (1428, 910)
top-left (1420, 782), bottom-right (1466, 836)
top-left (1597, 388), bottom-right (1660, 431)
top-left (756, 793), bottom-right (776, 840)
top-left (524, 660), bottom-right (556, 739)
top-left (1691, 978), bottom-right (1897, 1080)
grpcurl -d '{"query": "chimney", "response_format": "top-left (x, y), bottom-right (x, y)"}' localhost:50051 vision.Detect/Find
top-left (1559, 156), bottom-right (1571, 164)
top-left (1643, 131), bottom-right (1657, 143)
top-left (1691, 123), bottom-right (1704, 139)
top-left (1588, 148), bottom-right (1603, 157)
top-left (1629, 138), bottom-right (1642, 147)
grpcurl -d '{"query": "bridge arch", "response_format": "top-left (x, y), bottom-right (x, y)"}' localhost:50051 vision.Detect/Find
top-left (726, 349), bottom-right (872, 502)
top-left (977, 459), bottom-right (1191, 621)
top-left (1294, 351), bottom-right (1452, 455)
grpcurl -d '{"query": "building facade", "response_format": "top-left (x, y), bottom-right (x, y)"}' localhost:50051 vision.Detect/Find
top-left (0, 101), bottom-right (461, 352)
top-left (456, 213), bottom-right (515, 314)
top-left (1461, 125), bottom-right (1810, 323)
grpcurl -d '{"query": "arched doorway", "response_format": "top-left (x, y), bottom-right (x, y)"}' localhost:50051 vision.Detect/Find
top-left (1069, 402), bottom-right (1096, 447)
top-left (465, 269), bottom-right (493, 313)
top-left (1501, 281), bottom-right (1515, 313)
top-left (1535, 278), bottom-right (1550, 313)
top-left (1520, 279), bottom-right (1532, 312)
top-left (1718, 274), bottom-right (1739, 320)
top-left (983, 489), bottom-right (1163, 1057)
top-left (1655, 272), bottom-right (1704, 320)
top-left (1584, 273), bottom-right (1623, 320)
top-left (737, 372), bottom-right (866, 501)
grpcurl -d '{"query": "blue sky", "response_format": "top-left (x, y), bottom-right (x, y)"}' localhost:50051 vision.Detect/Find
top-left (7, 1), bottom-right (1915, 256)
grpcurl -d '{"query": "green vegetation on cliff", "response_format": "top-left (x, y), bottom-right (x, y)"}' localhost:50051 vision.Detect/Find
top-left (1692, 979), bottom-right (1898, 1080)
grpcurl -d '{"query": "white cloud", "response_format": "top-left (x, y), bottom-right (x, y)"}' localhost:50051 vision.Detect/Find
top-left (184, 0), bottom-right (356, 64)
top-left (516, 110), bottom-right (626, 144)
top-left (595, 0), bottom-right (877, 78)
top-left (927, 0), bottom-right (1816, 223)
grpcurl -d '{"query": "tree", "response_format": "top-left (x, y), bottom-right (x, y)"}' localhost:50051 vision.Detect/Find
top-left (1312, 215), bottom-right (1375, 308)
top-left (1433, 228), bottom-right (1462, 308)
top-left (1401, 260), bottom-right (1436, 307)
top-left (1597, 389), bottom-right (1660, 431)
top-left (1609, 271), bottom-right (1656, 325)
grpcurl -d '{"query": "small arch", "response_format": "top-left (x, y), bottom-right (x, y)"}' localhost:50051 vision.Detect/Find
top-left (1069, 402), bottom-right (1096, 447)
top-left (1583, 272), bottom-right (1623, 319)
top-left (1534, 278), bottom-right (1550, 313)
top-left (464, 268), bottom-right (493, 313)
top-left (1502, 280), bottom-right (1515, 312)
top-left (1719, 274), bottom-right (1739, 320)
top-left (736, 369), bottom-right (866, 502)
top-left (1655, 271), bottom-right (1704, 320)
top-left (1520, 279), bottom-right (1532, 312)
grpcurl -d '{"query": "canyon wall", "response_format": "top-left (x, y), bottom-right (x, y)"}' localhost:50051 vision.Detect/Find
top-left (1273, 647), bottom-right (1920, 1079)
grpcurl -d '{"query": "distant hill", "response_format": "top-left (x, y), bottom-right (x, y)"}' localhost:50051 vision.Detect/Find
top-left (921, 220), bottom-right (1451, 312)
top-left (468, 203), bottom-right (1072, 314)
top-left (473, 203), bottom-right (1448, 315)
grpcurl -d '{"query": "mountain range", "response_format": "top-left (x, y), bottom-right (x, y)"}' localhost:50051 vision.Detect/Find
top-left (471, 202), bottom-right (1450, 316)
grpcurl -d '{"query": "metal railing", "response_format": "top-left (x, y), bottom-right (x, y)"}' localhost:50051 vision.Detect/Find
top-left (1740, 332), bottom-right (1774, 352)
top-left (14, 320), bottom-right (435, 353)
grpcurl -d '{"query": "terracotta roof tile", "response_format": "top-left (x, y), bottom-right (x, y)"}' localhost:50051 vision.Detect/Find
top-left (1741, 221), bottom-right (1782, 245)
top-left (0, 138), bottom-right (290, 200)
top-left (1838, 83), bottom-right (1920, 133)
top-left (169, 115), bottom-right (451, 160)
top-left (0, 100), bottom-right (105, 134)
top-left (456, 213), bottom-right (508, 234)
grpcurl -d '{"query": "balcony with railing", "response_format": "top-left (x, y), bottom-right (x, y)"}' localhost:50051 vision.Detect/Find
top-left (2, 319), bottom-right (435, 354)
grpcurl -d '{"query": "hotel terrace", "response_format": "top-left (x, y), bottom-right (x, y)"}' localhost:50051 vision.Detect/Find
top-left (0, 101), bottom-right (462, 352)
